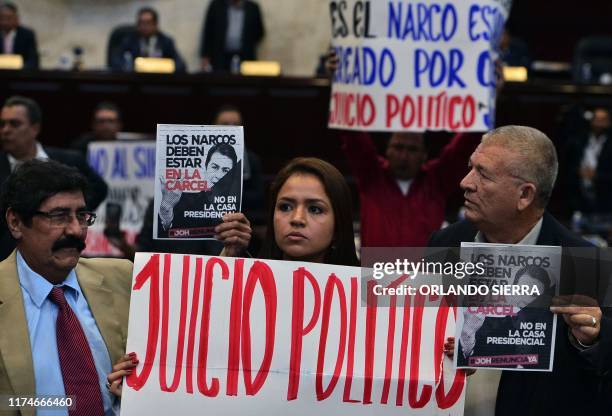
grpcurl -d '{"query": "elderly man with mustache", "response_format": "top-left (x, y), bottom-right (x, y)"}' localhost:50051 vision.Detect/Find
top-left (0, 159), bottom-right (131, 416)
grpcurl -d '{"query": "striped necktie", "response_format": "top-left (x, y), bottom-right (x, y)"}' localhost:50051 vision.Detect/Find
top-left (48, 287), bottom-right (105, 416)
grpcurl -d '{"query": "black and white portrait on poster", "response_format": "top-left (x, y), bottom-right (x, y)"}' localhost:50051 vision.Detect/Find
top-left (455, 243), bottom-right (562, 371)
top-left (153, 124), bottom-right (244, 240)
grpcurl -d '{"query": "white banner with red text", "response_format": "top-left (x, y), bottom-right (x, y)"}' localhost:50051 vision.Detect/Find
top-left (121, 253), bottom-right (466, 415)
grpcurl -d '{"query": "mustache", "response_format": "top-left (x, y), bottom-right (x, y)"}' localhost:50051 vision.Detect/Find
top-left (52, 235), bottom-right (86, 252)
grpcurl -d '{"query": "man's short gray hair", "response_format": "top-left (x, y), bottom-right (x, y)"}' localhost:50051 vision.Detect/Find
top-left (481, 125), bottom-right (558, 208)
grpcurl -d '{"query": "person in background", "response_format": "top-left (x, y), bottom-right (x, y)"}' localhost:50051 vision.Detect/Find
top-left (564, 107), bottom-right (612, 214)
top-left (342, 130), bottom-right (480, 248)
top-left (0, 95), bottom-right (108, 260)
top-left (0, 159), bottom-right (132, 415)
top-left (70, 101), bottom-right (123, 157)
top-left (213, 104), bottom-right (265, 234)
top-left (0, 1), bottom-right (38, 69)
top-left (498, 28), bottom-right (531, 69)
top-left (111, 6), bottom-right (186, 73)
top-left (200, 0), bottom-right (265, 72)
top-left (326, 50), bottom-right (481, 248)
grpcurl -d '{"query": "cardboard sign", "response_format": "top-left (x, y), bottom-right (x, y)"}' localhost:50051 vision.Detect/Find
top-left (121, 253), bottom-right (466, 415)
top-left (328, 0), bottom-right (511, 132)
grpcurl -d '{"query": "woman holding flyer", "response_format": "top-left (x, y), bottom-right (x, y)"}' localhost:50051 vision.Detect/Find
top-left (106, 157), bottom-right (359, 396)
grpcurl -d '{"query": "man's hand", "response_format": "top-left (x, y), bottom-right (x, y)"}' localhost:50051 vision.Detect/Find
top-left (551, 295), bottom-right (602, 346)
top-left (325, 47), bottom-right (339, 77)
top-left (159, 176), bottom-right (182, 229)
top-left (216, 212), bottom-right (252, 257)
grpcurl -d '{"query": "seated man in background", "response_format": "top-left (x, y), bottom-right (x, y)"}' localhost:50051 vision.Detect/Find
top-left (200, 0), bottom-right (265, 72)
top-left (111, 7), bottom-right (186, 73)
top-left (0, 95), bottom-right (108, 260)
top-left (0, 159), bottom-right (132, 415)
top-left (564, 107), bottom-right (612, 214)
top-left (70, 101), bottom-right (123, 157)
top-left (0, 1), bottom-right (38, 69)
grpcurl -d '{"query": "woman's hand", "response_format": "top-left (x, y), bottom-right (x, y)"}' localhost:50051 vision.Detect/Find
top-left (216, 212), bottom-right (252, 257)
top-left (107, 352), bottom-right (138, 397)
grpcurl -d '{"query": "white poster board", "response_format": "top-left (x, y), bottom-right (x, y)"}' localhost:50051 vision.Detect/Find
top-left (121, 253), bottom-right (466, 415)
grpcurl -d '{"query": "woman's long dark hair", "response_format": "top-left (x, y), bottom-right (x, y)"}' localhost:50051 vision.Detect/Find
top-left (259, 157), bottom-right (359, 266)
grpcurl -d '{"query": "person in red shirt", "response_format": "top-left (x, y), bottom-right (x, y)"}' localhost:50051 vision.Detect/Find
top-left (324, 49), bottom-right (487, 247)
top-left (342, 130), bottom-right (480, 247)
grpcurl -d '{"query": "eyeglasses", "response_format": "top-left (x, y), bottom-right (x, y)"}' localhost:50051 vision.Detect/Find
top-left (33, 210), bottom-right (97, 227)
top-left (0, 119), bottom-right (24, 128)
top-left (94, 117), bottom-right (119, 124)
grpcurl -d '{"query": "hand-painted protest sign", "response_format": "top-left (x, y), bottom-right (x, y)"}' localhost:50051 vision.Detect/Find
top-left (454, 243), bottom-right (561, 371)
top-left (84, 141), bottom-right (155, 256)
top-left (121, 253), bottom-right (466, 415)
top-left (153, 125), bottom-right (244, 240)
top-left (328, 0), bottom-right (511, 132)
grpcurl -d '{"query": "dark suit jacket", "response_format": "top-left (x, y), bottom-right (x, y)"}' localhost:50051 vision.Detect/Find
top-left (564, 133), bottom-right (612, 213)
top-left (199, 0), bottom-right (264, 71)
top-left (0, 147), bottom-right (109, 260)
top-left (110, 31), bottom-right (186, 73)
top-left (0, 26), bottom-right (39, 70)
top-left (428, 213), bottom-right (612, 415)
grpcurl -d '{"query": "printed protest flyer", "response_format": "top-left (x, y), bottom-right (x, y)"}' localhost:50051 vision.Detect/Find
top-left (153, 124), bottom-right (244, 240)
top-left (455, 243), bottom-right (561, 371)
